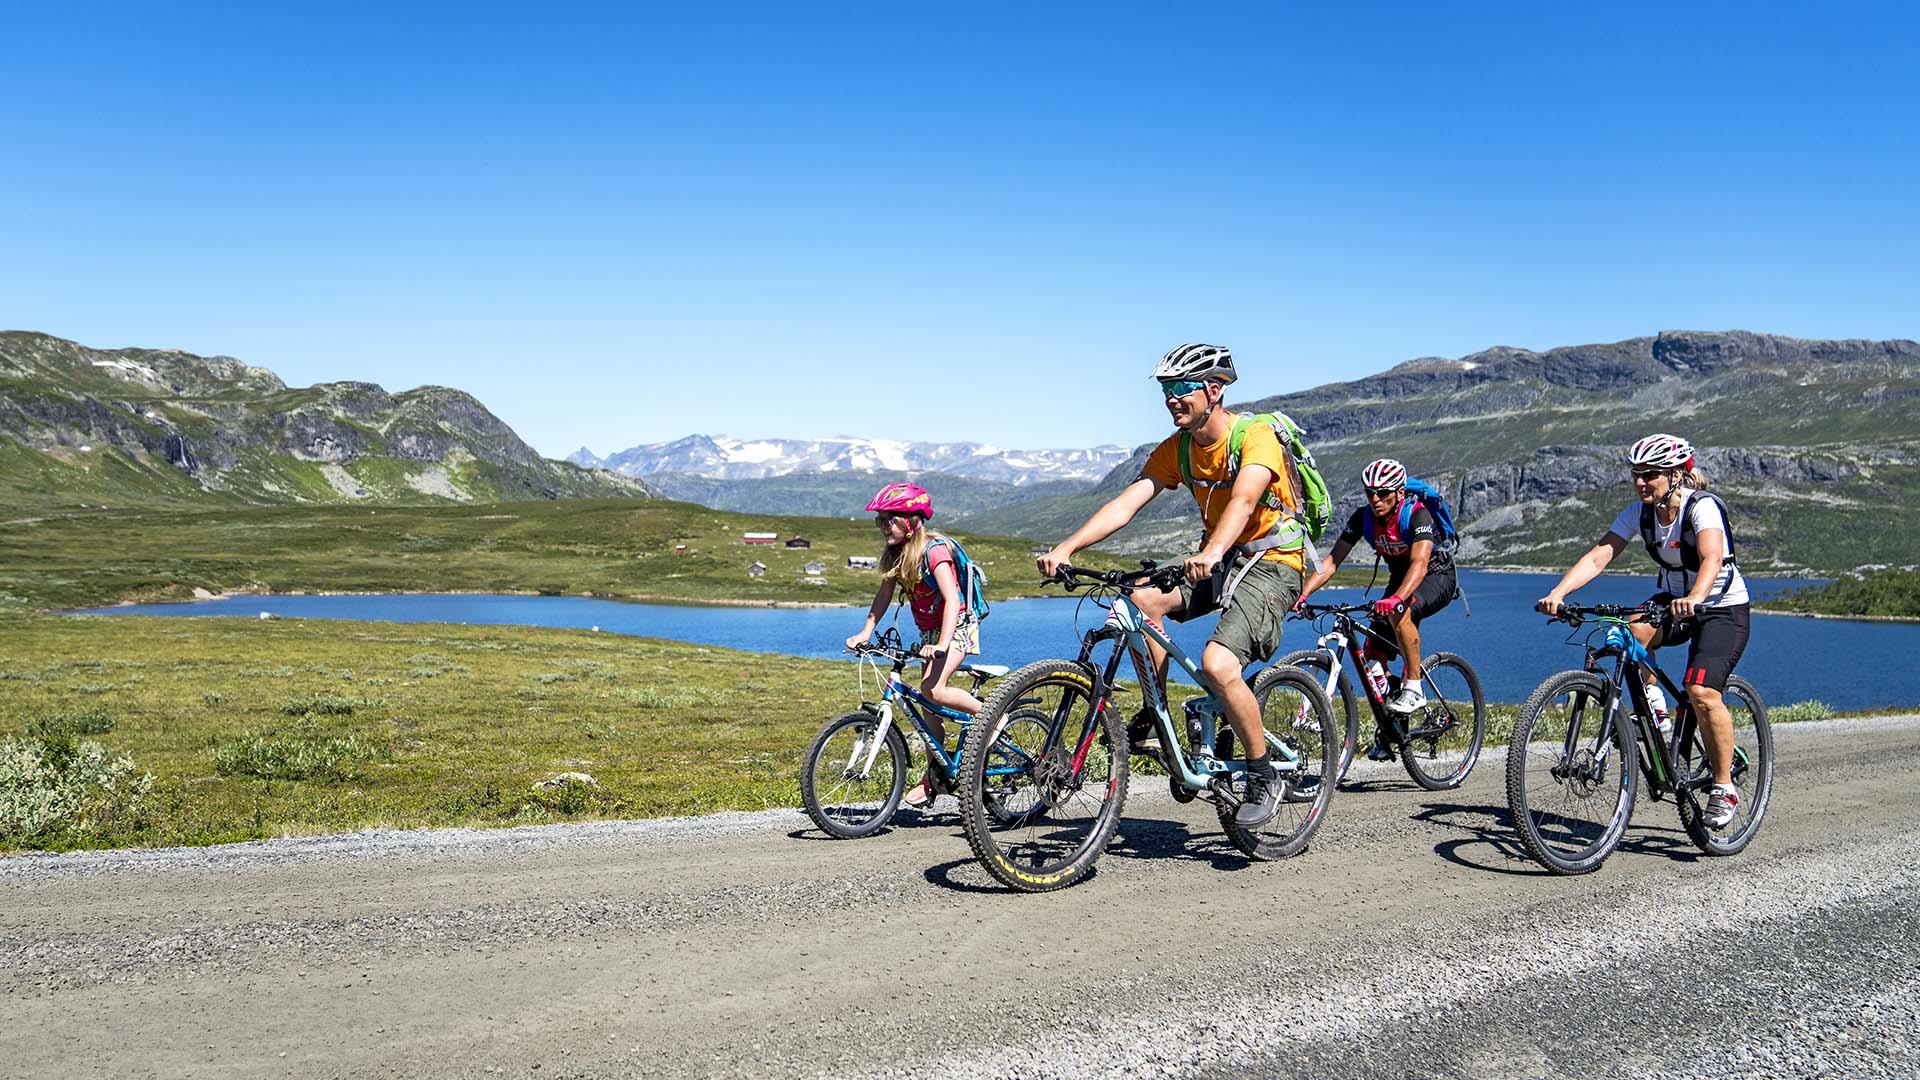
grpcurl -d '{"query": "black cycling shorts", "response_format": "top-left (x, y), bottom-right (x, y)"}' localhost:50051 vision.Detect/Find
top-left (1364, 567), bottom-right (1458, 663)
top-left (1651, 595), bottom-right (1751, 692)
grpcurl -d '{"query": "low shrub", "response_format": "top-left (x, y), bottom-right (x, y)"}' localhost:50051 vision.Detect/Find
top-left (1771, 700), bottom-right (1834, 724)
top-left (0, 736), bottom-right (153, 848)
top-left (26, 707), bottom-right (114, 739)
top-left (213, 732), bottom-right (385, 781)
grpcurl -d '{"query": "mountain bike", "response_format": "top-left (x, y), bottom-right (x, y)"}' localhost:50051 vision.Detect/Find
top-left (800, 628), bottom-right (1027, 839)
top-left (1506, 602), bottom-right (1774, 875)
top-left (954, 562), bottom-right (1337, 893)
top-left (1281, 601), bottom-right (1486, 790)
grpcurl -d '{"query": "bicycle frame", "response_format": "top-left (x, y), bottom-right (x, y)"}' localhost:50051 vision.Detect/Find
top-left (1076, 591), bottom-right (1306, 791)
top-left (1297, 606), bottom-right (1457, 745)
top-left (849, 651), bottom-right (1025, 787)
top-left (1567, 617), bottom-right (1747, 801)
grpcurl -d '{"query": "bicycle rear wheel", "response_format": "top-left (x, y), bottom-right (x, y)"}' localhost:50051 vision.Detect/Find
top-left (1675, 675), bottom-right (1773, 855)
top-left (1399, 652), bottom-right (1486, 791)
top-left (1505, 670), bottom-right (1638, 875)
top-left (1277, 648), bottom-right (1359, 782)
top-left (1218, 664), bottom-right (1337, 860)
top-left (958, 659), bottom-right (1127, 893)
top-left (800, 710), bottom-right (908, 839)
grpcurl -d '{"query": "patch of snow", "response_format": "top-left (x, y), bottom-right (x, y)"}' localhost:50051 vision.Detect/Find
top-left (90, 358), bottom-right (161, 382)
top-left (729, 440), bottom-right (786, 464)
top-left (1460, 361), bottom-right (1479, 370)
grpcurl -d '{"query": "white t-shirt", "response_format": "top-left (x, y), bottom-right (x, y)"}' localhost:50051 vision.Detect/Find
top-left (1606, 492), bottom-right (1749, 607)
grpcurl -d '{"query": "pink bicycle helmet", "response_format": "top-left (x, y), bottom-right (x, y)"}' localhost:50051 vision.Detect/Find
top-left (865, 481), bottom-right (933, 518)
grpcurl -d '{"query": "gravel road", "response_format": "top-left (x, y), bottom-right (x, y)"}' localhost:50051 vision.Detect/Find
top-left (5, 715), bottom-right (1917, 1079)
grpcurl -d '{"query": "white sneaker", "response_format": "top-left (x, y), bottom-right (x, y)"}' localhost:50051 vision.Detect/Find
top-left (1386, 685), bottom-right (1427, 714)
top-left (1704, 785), bottom-right (1740, 830)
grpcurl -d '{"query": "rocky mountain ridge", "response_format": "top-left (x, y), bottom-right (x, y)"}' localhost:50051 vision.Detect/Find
top-left (575, 433), bottom-right (1131, 486)
top-left (0, 331), bottom-right (651, 508)
top-left (962, 330), bottom-right (1920, 575)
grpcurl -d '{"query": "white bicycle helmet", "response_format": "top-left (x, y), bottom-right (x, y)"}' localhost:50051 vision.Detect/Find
top-left (1153, 343), bottom-right (1237, 385)
top-left (1361, 458), bottom-right (1407, 490)
top-left (1628, 433), bottom-right (1694, 470)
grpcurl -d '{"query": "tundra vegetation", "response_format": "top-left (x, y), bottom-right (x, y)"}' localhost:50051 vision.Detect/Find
top-left (0, 613), bottom-right (1851, 853)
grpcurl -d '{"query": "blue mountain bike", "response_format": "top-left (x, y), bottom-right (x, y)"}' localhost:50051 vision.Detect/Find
top-left (955, 563), bottom-right (1337, 893)
top-left (800, 628), bottom-right (1031, 839)
top-left (1506, 602), bottom-right (1774, 875)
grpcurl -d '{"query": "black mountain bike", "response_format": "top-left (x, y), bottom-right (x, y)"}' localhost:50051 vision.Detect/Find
top-left (1281, 601), bottom-right (1486, 790)
top-left (1506, 602), bottom-right (1774, 875)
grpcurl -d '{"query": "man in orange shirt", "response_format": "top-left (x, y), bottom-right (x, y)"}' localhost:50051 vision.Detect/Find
top-left (1037, 343), bottom-right (1307, 827)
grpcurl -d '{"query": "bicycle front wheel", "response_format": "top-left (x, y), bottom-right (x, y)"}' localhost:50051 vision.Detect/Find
top-left (1399, 651), bottom-right (1487, 791)
top-left (958, 659), bottom-right (1127, 893)
top-left (1218, 664), bottom-right (1337, 860)
top-left (1505, 670), bottom-right (1638, 875)
top-left (1277, 648), bottom-right (1359, 782)
top-left (1676, 675), bottom-right (1774, 856)
top-left (800, 710), bottom-right (908, 839)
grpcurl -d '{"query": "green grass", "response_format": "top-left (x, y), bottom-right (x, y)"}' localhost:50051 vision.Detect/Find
top-left (0, 613), bottom-right (864, 850)
top-left (0, 498), bottom-right (1131, 612)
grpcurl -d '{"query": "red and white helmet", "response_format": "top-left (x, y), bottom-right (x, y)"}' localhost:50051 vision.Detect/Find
top-left (1361, 458), bottom-right (1407, 490)
top-left (864, 481), bottom-right (933, 518)
top-left (1628, 433), bottom-right (1694, 470)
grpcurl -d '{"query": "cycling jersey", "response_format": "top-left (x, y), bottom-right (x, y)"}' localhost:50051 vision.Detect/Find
top-left (1606, 494), bottom-right (1749, 607)
top-left (1338, 503), bottom-right (1453, 585)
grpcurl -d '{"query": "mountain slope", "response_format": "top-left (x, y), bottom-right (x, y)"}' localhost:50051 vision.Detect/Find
top-left (0, 331), bottom-right (652, 509)
top-left (965, 331), bottom-right (1920, 575)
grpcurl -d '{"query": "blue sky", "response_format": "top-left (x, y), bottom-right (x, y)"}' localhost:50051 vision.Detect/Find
top-left (4, 2), bottom-right (1916, 458)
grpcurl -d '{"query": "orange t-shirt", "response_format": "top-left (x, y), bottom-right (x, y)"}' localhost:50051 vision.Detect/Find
top-left (1139, 414), bottom-right (1305, 575)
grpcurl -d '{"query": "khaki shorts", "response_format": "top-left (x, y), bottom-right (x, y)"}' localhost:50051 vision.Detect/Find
top-left (1171, 556), bottom-right (1302, 666)
top-left (919, 618), bottom-right (981, 657)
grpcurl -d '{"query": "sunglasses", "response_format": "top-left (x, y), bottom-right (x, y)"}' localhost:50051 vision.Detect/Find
top-left (1158, 378), bottom-right (1209, 399)
top-left (1630, 469), bottom-right (1667, 481)
top-left (1364, 487), bottom-right (1400, 499)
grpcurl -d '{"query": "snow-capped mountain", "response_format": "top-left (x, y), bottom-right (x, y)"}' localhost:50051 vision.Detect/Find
top-left (572, 435), bottom-right (1132, 487)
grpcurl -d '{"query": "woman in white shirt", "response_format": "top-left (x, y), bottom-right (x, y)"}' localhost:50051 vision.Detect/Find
top-left (1536, 434), bottom-right (1749, 830)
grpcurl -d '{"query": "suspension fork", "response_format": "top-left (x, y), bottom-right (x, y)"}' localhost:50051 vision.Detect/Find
top-left (856, 695), bottom-right (897, 777)
top-left (1066, 646), bottom-right (1128, 774)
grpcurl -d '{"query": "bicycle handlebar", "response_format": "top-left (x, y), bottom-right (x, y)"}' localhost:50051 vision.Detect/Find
top-left (1542, 600), bottom-right (1668, 627)
top-left (1291, 599), bottom-right (1406, 619)
top-left (1045, 561), bottom-right (1186, 594)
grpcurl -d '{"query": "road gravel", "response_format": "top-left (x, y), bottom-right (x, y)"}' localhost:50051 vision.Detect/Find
top-left (4, 715), bottom-right (1916, 1079)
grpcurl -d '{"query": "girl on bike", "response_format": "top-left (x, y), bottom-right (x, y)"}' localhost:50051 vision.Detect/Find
top-left (1536, 434), bottom-right (1750, 829)
top-left (845, 481), bottom-right (983, 807)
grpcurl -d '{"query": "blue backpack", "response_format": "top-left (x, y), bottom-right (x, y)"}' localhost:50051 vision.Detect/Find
top-left (922, 536), bottom-right (990, 621)
top-left (1361, 477), bottom-right (1459, 551)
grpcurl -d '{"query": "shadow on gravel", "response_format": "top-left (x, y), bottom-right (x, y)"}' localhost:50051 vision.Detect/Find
top-left (918, 817), bottom-right (1255, 894)
top-left (1103, 816), bottom-right (1254, 871)
top-left (1416, 801), bottom-right (1705, 875)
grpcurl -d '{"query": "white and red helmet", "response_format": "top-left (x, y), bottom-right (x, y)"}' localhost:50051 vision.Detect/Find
top-left (1361, 458), bottom-right (1407, 491)
top-left (1628, 433), bottom-right (1695, 470)
top-left (865, 481), bottom-right (933, 518)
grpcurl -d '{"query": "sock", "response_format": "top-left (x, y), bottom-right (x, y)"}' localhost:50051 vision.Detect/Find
top-left (1247, 753), bottom-right (1276, 778)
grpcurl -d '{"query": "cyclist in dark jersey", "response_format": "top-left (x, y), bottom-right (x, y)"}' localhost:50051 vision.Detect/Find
top-left (1296, 458), bottom-right (1459, 757)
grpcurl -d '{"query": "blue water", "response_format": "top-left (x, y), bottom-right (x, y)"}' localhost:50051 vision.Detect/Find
top-left (82, 571), bottom-right (1920, 710)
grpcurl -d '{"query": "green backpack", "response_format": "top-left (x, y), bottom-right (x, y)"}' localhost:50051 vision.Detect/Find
top-left (1176, 412), bottom-right (1333, 562)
